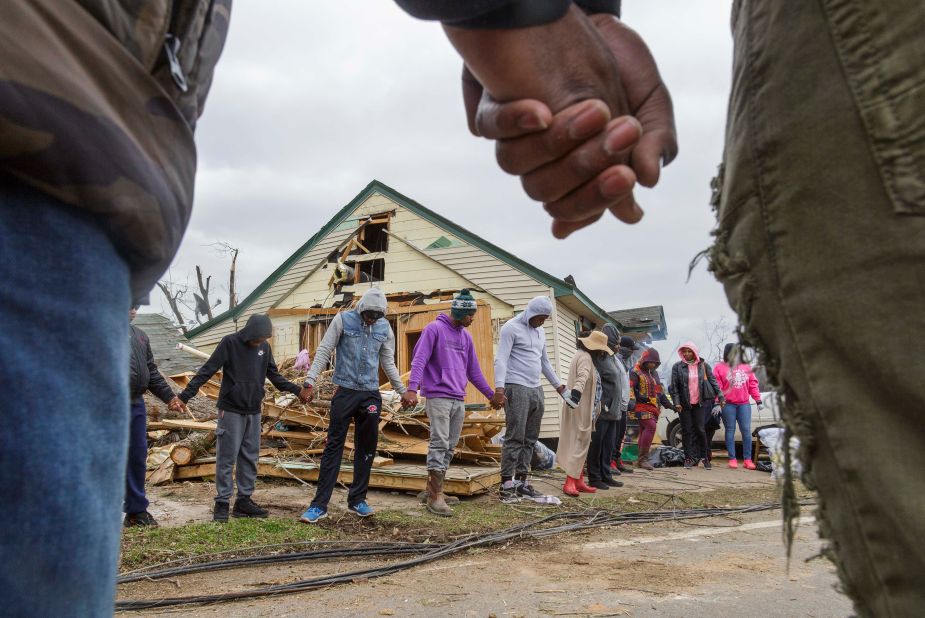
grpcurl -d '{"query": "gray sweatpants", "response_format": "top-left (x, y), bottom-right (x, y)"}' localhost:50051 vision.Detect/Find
top-left (500, 384), bottom-right (544, 478)
top-left (214, 410), bottom-right (261, 503)
top-left (425, 397), bottom-right (466, 472)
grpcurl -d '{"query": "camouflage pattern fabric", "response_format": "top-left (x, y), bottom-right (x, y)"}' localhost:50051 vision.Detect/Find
top-left (0, 0), bottom-right (231, 301)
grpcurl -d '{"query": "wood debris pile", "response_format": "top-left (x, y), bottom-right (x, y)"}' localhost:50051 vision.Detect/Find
top-left (144, 369), bottom-right (504, 495)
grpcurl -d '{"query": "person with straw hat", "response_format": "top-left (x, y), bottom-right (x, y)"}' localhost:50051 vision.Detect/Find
top-left (557, 330), bottom-right (612, 497)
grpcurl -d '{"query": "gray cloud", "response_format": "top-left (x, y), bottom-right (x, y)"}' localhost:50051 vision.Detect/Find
top-left (155, 0), bottom-right (739, 362)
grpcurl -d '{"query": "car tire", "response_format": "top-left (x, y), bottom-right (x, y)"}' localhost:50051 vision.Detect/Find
top-left (667, 421), bottom-right (683, 449)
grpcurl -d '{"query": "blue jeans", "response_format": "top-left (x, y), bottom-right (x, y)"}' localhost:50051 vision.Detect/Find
top-left (721, 403), bottom-right (752, 460)
top-left (0, 179), bottom-right (130, 616)
top-left (125, 400), bottom-right (150, 514)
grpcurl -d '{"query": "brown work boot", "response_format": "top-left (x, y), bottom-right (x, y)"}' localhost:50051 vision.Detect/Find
top-left (636, 450), bottom-right (654, 470)
top-left (426, 470), bottom-right (454, 517)
top-left (417, 490), bottom-right (459, 505)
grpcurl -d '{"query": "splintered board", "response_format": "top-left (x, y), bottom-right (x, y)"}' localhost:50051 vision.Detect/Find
top-left (174, 458), bottom-right (500, 496)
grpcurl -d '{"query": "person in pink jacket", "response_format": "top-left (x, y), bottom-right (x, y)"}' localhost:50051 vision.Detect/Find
top-left (714, 343), bottom-right (763, 469)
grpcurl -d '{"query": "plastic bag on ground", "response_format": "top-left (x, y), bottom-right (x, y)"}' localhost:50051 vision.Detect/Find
top-left (758, 427), bottom-right (802, 481)
top-left (650, 445), bottom-right (685, 468)
top-left (531, 440), bottom-right (556, 471)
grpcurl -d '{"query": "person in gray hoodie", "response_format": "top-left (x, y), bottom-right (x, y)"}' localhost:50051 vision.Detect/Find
top-left (612, 335), bottom-right (635, 474)
top-left (493, 295), bottom-right (565, 502)
top-left (587, 324), bottom-right (624, 490)
top-left (299, 288), bottom-right (411, 523)
top-left (179, 313), bottom-right (310, 522)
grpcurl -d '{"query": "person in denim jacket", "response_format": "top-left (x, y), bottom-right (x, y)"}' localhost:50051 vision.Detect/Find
top-left (299, 288), bottom-right (410, 522)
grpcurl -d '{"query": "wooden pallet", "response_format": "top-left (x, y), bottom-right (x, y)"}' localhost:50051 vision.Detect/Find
top-left (174, 458), bottom-right (500, 496)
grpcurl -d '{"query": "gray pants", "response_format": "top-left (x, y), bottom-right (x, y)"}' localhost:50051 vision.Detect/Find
top-left (214, 410), bottom-right (261, 503)
top-left (500, 384), bottom-right (544, 478)
top-left (425, 397), bottom-right (466, 472)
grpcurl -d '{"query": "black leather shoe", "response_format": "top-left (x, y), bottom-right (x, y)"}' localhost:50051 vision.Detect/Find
top-left (603, 478), bottom-right (624, 487)
top-left (233, 496), bottom-right (269, 518)
top-left (213, 501), bottom-right (229, 523)
top-left (124, 511), bottom-right (159, 527)
top-left (589, 479), bottom-right (610, 490)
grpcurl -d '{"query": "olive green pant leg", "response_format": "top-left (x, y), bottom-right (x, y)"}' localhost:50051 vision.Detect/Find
top-left (712, 1), bottom-right (925, 616)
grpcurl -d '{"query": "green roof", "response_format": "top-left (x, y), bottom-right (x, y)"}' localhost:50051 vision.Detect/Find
top-left (186, 180), bottom-right (616, 339)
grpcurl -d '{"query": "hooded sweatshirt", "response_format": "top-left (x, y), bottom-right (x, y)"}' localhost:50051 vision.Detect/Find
top-left (179, 314), bottom-right (301, 414)
top-left (407, 313), bottom-right (494, 401)
top-left (714, 344), bottom-right (762, 405)
top-left (668, 341), bottom-right (722, 409)
top-left (630, 348), bottom-right (673, 417)
top-left (493, 296), bottom-right (561, 389)
top-left (305, 288), bottom-right (406, 393)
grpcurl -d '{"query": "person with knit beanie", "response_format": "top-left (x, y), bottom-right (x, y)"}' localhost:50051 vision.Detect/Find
top-left (406, 290), bottom-right (505, 516)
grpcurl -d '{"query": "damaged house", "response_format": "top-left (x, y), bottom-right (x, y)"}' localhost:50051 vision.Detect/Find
top-left (185, 180), bottom-right (651, 438)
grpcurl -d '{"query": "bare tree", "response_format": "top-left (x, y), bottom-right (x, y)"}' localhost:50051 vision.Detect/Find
top-left (210, 242), bottom-right (240, 309)
top-left (156, 280), bottom-right (190, 334)
top-left (701, 317), bottom-right (733, 363)
top-left (194, 265), bottom-right (216, 321)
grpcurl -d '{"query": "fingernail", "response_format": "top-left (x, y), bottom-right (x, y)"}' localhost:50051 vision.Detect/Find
top-left (604, 118), bottom-right (642, 155)
top-left (568, 102), bottom-right (608, 140)
top-left (518, 112), bottom-right (548, 131)
top-left (600, 168), bottom-right (633, 198)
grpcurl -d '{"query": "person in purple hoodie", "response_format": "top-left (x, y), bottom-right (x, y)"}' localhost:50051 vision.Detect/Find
top-left (405, 289), bottom-right (505, 516)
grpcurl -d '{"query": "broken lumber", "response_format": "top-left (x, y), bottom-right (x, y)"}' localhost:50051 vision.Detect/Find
top-left (170, 431), bottom-right (216, 466)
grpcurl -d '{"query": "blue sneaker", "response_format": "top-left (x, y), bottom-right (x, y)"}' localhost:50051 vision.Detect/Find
top-left (299, 506), bottom-right (327, 523)
top-left (348, 501), bottom-right (375, 517)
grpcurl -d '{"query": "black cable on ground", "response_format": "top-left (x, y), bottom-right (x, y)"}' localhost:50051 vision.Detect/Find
top-left (118, 543), bottom-right (441, 584)
top-left (117, 501), bottom-right (811, 611)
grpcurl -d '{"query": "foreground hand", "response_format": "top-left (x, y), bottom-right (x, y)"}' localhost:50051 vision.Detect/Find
top-left (556, 385), bottom-right (567, 395)
top-left (675, 405), bottom-right (682, 412)
top-left (298, 386), bottom-right (313, 403)
top-left (167, 396), bottom-right (185, 412)
top-left (467, 14), bottom-right (677, 238)
top-left (401, 391), bottom-right (419, 409)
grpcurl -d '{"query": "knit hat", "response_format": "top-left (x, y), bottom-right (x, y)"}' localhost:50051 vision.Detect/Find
top-left (451, 289), bottom-right (478, 320)
top-left (619, 335), bottom-right (637, 350)
top-left (601, 323), bottom-right (621, 348)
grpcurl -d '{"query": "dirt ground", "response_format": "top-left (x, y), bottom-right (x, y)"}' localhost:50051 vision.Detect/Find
top-left (121, 466), bottom-right (853, 617)
top-left (145, 463), bottom-right (777, 527)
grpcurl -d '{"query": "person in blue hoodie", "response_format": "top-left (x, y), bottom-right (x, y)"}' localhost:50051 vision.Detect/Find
top-left (493, 295), bottom-right (566, 502)
top-left (299, 288), bottom-right (412, 523)
top-left (178, 313), bottom-right (309, 522)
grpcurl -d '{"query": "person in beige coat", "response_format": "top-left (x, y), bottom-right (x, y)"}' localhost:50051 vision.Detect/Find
top-left (557, 330), bottom-right (613, 497)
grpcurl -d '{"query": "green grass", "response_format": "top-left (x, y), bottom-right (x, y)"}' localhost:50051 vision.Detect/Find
top-left (120, 517), bottom-right (337, 572)
top-left (121, 482), bottom-right (814, 573)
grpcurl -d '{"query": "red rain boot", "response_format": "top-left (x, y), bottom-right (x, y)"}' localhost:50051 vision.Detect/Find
top-left (576, 471), bottom-right (597, 493)
top-left (562, 476), bottom-right (580, 497)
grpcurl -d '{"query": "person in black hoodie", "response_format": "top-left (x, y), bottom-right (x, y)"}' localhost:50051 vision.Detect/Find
top-left (126, 306), bottom-right (183, 527)
top-left (178, 314), bottom-right (310, 522)
top-left (668, 341), bottom-right (724, 470)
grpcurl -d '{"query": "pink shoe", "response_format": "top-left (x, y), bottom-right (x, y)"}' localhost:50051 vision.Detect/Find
top-left (743, 459), bottom-right (756, 470)
top-left (728, 458), bottom-right (738, 469)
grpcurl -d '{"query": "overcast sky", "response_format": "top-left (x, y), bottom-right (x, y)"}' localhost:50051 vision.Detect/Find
top-left (153, 0), bottom-right (737, 364)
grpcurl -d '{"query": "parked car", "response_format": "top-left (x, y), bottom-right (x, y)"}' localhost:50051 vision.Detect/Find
top-left (655, 366), bottom-right (780, 451)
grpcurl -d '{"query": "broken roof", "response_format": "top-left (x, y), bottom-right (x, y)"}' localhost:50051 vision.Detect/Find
top-left (606, 305), bottom-right (668, 341)
top-left (133, 313), bottom-right (201, 375)
top-left (186, 180), bottom-right (616, 339)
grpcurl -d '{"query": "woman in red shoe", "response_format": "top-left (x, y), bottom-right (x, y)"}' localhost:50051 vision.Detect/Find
top-left (714, 343), bottom-right (762, 470)
top-left (630, 348), bottom-right (675, 470)
top-left (557, 331), bottom-right (611, 496)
